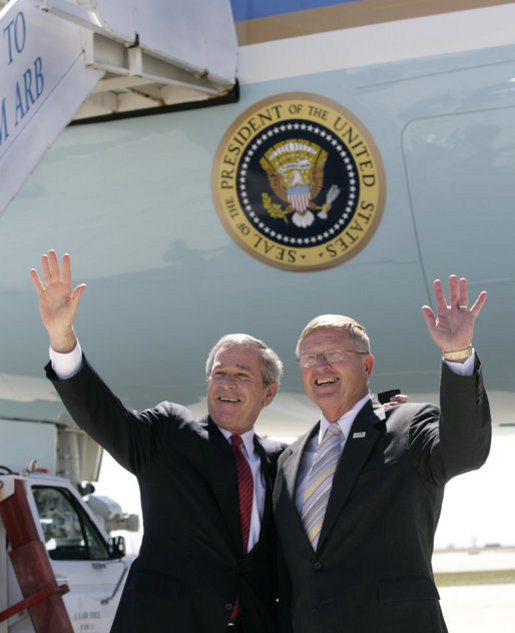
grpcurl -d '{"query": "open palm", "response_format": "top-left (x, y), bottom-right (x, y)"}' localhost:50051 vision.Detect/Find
top-left (422, 275), bottom-right (487, 352)
top-left (31, 250), bottom-right (86, 352)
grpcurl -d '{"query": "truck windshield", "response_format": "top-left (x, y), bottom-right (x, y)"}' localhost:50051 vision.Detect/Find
top-left (32, 486), bottom-right (110, 561)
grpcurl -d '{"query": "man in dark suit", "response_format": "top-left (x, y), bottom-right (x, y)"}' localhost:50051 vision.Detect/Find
top-left (31, 250), bottom-right (285, 633)
top-left (273, 275), bottom-right (491, 633)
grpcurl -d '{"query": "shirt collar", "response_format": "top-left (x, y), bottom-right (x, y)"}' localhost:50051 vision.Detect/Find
top-left (318, 393), bottom-right (371, 444)
top-left (218, 427), bottom-right (256, 458)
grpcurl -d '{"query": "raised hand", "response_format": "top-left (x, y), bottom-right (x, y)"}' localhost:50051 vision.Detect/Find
top-left (31, 250), bottom-right (86, 352)
top-left (421, 275), bottom-right (487, 354)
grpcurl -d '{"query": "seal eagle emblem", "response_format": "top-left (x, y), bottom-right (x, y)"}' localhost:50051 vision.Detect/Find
top-left (212, 93), bottom-right (386, 271)
top-left (259, 139), bottom-right (341, 228)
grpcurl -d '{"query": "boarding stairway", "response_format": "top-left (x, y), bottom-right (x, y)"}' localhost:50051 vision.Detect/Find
top-left (0, 0), bottom-right (237, 217)
top-left (0, 475), bottom-right (73, 632)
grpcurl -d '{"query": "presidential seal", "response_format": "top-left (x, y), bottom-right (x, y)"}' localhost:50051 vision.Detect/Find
top-left (211, 93), bottom-right (386, 271)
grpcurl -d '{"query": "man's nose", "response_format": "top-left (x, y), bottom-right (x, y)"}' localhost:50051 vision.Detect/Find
top-left (314, 352), bottom-right (330, 367)
top-left (221, 374), bottom-right (236, 387)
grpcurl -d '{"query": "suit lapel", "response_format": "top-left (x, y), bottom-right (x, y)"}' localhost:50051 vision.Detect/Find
top-left (203, 416), bottom-right (241, 553)
top-left (253, 436), bottom-right (272, 494)
top-left (281, 424), bottom-right (319, 504)
top-left (252, 437), bottom-right (273, 541)
top-left (279, 425), bottom-right (320, 545)
top-left (318, 400), bottom-right (385, 548)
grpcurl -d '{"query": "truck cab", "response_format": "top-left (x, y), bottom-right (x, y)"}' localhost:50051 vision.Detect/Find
top-left (0, 418), bottom-right (138, 632)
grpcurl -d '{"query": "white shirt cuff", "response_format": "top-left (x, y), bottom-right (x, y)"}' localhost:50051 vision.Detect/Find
top-left (49, 340), bottom-right (83, 380)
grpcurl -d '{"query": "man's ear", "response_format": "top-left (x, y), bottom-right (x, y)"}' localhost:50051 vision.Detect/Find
top-left (364, 354), bottom-right (374, 379)
top-left (263, 382), bottom-right (279, 407)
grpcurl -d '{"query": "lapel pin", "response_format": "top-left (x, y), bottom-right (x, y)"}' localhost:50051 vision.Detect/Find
top-left (352, 431), bottom-right (366, 439)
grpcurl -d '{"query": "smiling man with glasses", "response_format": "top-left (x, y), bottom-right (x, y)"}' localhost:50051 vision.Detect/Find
top-left (273, 276), bottom-right (492, 633)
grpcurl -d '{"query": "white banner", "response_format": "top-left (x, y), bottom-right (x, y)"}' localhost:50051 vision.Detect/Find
top-left (0, 0), bottom-right (237, 218)
top-left (0, 0), bottom-right (102, 217)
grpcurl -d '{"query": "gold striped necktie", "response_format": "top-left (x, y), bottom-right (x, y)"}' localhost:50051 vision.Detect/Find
top-left (301, 423), bottom-right (342, 549)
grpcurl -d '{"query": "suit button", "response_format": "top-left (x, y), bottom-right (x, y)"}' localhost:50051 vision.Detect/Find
top-left (313, 561), bottom-right (322, 570)
top-left (225, 603), bottom-right (233, 611)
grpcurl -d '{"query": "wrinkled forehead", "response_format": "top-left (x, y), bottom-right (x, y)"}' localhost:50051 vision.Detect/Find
top-left (212, 343), bottom-right (262, 370)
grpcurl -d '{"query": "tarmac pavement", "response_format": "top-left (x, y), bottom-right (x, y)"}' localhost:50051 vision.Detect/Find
top-left (440, 583), bottom-right (514, 632)
top-left (434, 548), bottom-right (515, 632)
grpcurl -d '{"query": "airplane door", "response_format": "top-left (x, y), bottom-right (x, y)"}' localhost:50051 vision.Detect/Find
top-left (402, 104), bottom-right (515, 416)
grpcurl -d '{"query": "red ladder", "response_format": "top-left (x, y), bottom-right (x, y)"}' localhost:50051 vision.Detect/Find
top-left (0, 477), bottom-right (74, 632)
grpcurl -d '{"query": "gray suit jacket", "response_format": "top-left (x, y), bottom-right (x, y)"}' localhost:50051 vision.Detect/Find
top-left (273, 361), bottom-right (491, 633)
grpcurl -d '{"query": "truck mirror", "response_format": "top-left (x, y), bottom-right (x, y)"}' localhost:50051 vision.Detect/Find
top-left (108, 535), bottom-right (126, 559)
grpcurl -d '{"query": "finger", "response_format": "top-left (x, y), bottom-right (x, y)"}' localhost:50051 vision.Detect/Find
top-left (421, 305), bottom-right (436, 329)
top-left (41, 253), bottom-right (51, 286)
top-left (470, 290), bottom-right (488, 317)
top-left (458, 277), bottom-right (469, 309)
top-left (71, 283), bottom-right (87, 304)
top-left (48, 249), bottom-right (61, 281)
top-left (432, 279), bottom-right (447, 313)
top-left (448, 274), bottom-right (459, 308)
top-left (30, 268), bottom-right (44, 294)
top-left (62, 253), bottom-right (72, 288)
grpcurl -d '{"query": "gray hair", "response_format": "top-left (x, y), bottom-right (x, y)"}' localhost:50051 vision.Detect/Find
top-left (206, 333), bottom-right (283, 386)
top-left (296, 314), bottom-right (371, 357)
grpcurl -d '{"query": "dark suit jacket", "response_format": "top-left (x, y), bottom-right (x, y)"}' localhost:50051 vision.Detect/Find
top-left (273, 362), bottom-right (491, 633)
top-left (46, 356), bottom-right (285, 633)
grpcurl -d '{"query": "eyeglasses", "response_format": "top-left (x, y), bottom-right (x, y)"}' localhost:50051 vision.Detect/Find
top-left (297, 348), bottom-right (369, 368)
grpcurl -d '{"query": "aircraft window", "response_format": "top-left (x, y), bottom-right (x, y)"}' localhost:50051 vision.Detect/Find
top-left (32, 486), bottom-right (109, 561)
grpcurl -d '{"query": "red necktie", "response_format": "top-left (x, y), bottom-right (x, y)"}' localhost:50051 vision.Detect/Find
top-left (230, 434), bottom-right (254, 554)
top-left (230, 434), bottom-right (254, 621)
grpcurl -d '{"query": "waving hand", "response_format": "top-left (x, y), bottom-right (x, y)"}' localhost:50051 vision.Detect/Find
top-left (422, 275), bottom-right (487, 357)
top-left (31, 250), bottom-right (86, 353)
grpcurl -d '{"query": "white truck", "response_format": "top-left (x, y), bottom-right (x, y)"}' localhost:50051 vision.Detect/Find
top-left (0, 417), bottom-right (138, 633)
